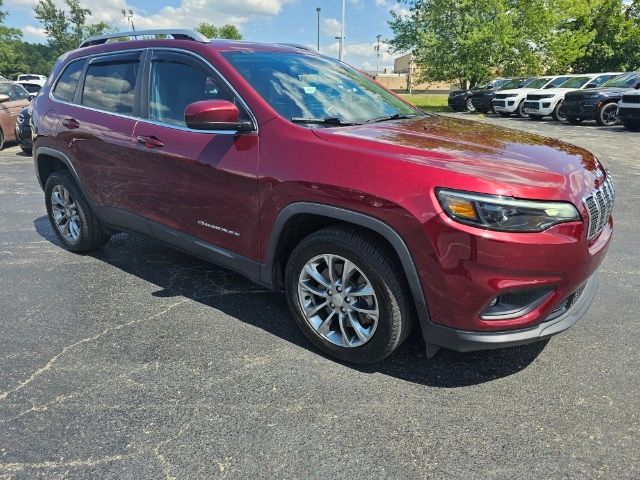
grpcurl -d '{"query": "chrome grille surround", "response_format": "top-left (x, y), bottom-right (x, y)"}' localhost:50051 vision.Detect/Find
top-left (582, 173), bottom-right (615, 240)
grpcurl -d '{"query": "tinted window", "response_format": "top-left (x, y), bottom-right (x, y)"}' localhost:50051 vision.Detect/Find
top-left (149, 57), bottom-right (241, 126)
top-left (0, 83), bottom-right (29, 101)
top-left (544, 76), bottom-right (571, 88)
top-left (82, 60), bottom-right (139, 114)
top-left (526, 77), bottom-right (553, 89)
top-left (558, 76), bottom-right (591, 89)
top-left (602, 72), bottom-right (640, 88)
top-left (21, 83), bottom-right (41, 94)
top-left (53, 61), bottom-right (84, 103)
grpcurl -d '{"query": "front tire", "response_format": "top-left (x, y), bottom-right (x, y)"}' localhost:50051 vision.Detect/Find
top-left (596, 103), bottom-right (619, 126)
top-left (516, 100), bottom-right (529, 118)
top-left (285, 227), bottom-right (413, 364)
top-left (45, 171), bottom-right (110, 252)
top-left (465, 98), bottom-right (475, 113)
top-left (552, 101), bottom-right (565, 121)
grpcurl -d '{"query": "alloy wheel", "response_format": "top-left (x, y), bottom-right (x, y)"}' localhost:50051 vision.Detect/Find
top-left (50, 185), bottom-right (81, 242)
top-left (600, 104), bottom-right (619, 126)
top-left (465, 98), bottom-right (476, 113)
top-left (297, 254), bottom-right (379, 348)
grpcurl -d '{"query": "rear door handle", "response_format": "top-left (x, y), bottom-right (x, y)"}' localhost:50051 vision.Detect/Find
top-left (136, 135), bottom-right (164, 149)
top-left (61, 118), bottom-right (80, 129)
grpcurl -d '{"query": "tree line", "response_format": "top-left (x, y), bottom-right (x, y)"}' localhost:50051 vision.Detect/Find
top-left (0, 0), bottom-right (241, 79)
top-left (389, 0), bottom-right (640, 88)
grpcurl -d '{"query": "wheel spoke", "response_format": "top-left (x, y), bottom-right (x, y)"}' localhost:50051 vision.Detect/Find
top-left (62, 188), bottom-right (70, 205)
top-left (348, 285), bottom-right (375, 297)
top-left (299, 280), bottom-right (328, 297)
top-left (341, 259), bottom-right (355, 286)
top-left (306, 301), bottom-right (328, 318)
top-left (62, 218), bottom-right (70, 237)
top-left (350, 303), bottom-right (379, 318)
top-left (318, 311), bottom-right (336, 336)
top-left (338, 314), bottom-right (350, 346)
top-left (348, 312), bottom-right (369, 343)
top-left (323, 254), bottom-right (337, 285)
top-left (304, 263), bottom-right (331, 289)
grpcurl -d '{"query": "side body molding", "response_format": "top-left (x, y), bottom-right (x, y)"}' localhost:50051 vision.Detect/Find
top-left (262, 202), bottom-right (429, 310)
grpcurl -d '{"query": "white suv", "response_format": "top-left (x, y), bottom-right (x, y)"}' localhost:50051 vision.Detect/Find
top-left (523, 73), bottom-right (620, 121)
top-left (617, 90), bottom-right (640, 131)
top-left (493, 76), bottom-right (572, 118)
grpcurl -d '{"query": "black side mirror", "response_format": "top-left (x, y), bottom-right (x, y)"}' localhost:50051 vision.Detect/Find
top-left (585, 83), bottom-right (597, 89)
top-left (28, 94), bottom-right (36, 100)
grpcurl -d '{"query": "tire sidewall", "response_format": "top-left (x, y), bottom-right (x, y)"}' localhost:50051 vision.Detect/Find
top-left (517, 100), bottom-right (529, 118)
top-left (285, 238), bottom-right (399, 364)
top-left (44, 172), bottom-right (93, 251)
top-left (598, 103), bottom-right (618, 126)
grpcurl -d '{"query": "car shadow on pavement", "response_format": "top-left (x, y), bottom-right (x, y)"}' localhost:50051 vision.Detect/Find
top-left (34, 216), bottom-right (546, 388)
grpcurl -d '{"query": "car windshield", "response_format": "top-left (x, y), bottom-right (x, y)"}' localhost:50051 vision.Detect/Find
top-left (499, 79), bottom-right (525, 90)
top-left (19, 75), bottom-right (40, 81)
top-left (21, 83), bottom-right (40, 93)
top-left (222, 51), bottom-right (422, 125)
top-left (558, 76), bottom-right (592, 89)
top-left (602, 72), bottom-right (640, 88)
top-left (544, 76), bottom-right (571, 88)
top-left (526, 77), bottom-right (553, 89)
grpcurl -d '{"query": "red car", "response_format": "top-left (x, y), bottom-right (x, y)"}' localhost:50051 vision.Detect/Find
top-left (32, 30), bottom-right (613, 363)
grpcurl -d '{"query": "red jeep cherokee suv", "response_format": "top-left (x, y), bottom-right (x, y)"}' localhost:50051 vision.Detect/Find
top-left (32, 30), bottom-right (614, 363)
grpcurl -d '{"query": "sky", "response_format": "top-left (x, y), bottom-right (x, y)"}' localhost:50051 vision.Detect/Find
top-left (3, 0), bottom-right (411, 71)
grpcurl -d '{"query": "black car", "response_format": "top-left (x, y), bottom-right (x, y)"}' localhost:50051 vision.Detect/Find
top-left (448, 78), bottom-right (508, 112)
top-left (470, 78), bottom-right (530, 114)
top-left (561, 72), bottom-right (640, 126)
top-left (14, 106), bottom-right (32, 154)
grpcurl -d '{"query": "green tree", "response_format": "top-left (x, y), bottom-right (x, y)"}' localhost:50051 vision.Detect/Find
top-left (195, 22), bottom-right (242, 40)
top-left (34, 0), bottom-right (114, 55)
top-left (0, 0), bottom-right (29, 78)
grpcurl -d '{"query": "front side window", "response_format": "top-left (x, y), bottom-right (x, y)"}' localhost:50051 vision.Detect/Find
top-left (52, 60), bottom-right (84, 103)
top-left (526, 77), bottom-right (552, 89)
top-left (222, 51), bottom-right (420, 124)
top-left (602, 72), bottom-right (640, 88)
top-left (81, 59), bottom-right (139, 114)
top-left (498, 79), bottom-right (526, 90)
top-left (149, 56), bottom-right (241, 127)
top-left (544, 76), bottom-right (571, 89)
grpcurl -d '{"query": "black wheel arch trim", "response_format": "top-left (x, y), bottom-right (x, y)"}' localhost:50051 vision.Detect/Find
top-left (34, 146), bottom-right (92, 201)
top-left (262, 202), bottom-right (428, 309)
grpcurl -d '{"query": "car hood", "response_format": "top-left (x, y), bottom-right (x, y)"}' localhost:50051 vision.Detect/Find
top-left (496, 88), bottom-right (530, 95)
top-left (529, 87), bottom-right (577, 96)
top-left (313, 115), bottom-right (605, 204)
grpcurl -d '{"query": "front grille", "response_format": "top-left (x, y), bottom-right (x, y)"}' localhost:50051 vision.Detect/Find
top-left (527, 94), bottom-right (544, 100)
top-left (548, 282), bottom-right (587, 319)
top-left (622, 95), bottom-right (640, 104)
top-left (583, 174), bottom-right (615, 240)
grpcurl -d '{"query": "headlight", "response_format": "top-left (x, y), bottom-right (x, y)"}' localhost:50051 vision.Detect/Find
top-left (436, 189), bottom-right (581, 232)
top-left (17, 114), bottom-right (24, 125)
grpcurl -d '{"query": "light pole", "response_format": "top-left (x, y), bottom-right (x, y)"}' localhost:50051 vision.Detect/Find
top-left (121, 9), bottom-right (135, 31)
top-left (338, 0), bottom-right (345, 61)
top-left (316, 7), bottom-right (321, 52)
top-left (375, 34), bottom-right (382, 75)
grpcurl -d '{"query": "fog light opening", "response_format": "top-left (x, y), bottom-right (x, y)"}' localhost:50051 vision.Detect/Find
top-left (481, 287), bottom-right (554, 320)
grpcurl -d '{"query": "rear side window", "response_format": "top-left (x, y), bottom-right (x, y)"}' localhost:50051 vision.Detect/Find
top-left (52, 60), bottom-right (84, 103)
top-left (81, 60), bottom-right (139, 114)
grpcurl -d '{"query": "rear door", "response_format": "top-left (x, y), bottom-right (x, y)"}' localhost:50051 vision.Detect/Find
top-left (53, 51), bottom-right (143, 210)
top-left (130, 49), bottom-right (260, 260)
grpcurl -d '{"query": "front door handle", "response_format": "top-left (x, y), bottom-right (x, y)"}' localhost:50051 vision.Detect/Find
top-left (61, 118), bottom-right (80, 129)
top-left (136, 135), bottom-right (164, 149)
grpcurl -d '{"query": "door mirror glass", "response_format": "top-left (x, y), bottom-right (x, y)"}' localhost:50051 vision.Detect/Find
top-left (0, 94), bottom-right (9, 103)
top-left (185, 100), bottom-right (252, 131)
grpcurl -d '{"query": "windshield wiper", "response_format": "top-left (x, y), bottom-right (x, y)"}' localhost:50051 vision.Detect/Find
top-left (291, 117), bottom-right (360, 126)
top-left (364, 113), bottom-right (417, 123)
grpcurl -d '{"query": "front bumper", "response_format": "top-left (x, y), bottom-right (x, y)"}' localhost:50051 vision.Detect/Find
top-left (617, 106), bottom-right (640, 121)
top-left (493, 99), bottom-right (519, 113)
top-left (523, 100), bottom-right (555, 116)
top-left (14, 124), bottom-right (32, 148)
top-left (422, 274), bottom-right (598, 352)
top-left (560, 102), bottom-right (598, 119)
top-left (471, 95), bottom-right (493, 112)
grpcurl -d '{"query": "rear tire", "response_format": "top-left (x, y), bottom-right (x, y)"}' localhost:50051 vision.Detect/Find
top-left (596, 103), bottom-right (619, 126)
top-left (44, 171), bottom-right (110, 252)
top-left (285, 227), bottom-right (413, 364)
top-left (552, 101), bottom-right (565, 121)
top-left (565, 116), bottom-right (583, 125)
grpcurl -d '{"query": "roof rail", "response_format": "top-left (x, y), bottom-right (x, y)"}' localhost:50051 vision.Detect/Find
top-left (79, 29), bottom-right (208, 48)
top-left (276, 43), bottom-right (317, 52)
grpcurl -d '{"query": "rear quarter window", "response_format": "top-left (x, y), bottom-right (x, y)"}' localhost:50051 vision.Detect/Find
top-left (52, 60), bottom-right (85, 103)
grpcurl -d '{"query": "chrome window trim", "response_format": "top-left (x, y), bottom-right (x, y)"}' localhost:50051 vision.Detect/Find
top-left (48, 47), bottom-right (258, 136)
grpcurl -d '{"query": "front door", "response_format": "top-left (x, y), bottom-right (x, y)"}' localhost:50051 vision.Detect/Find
top-left (131, 50), bottom-right (260, 260)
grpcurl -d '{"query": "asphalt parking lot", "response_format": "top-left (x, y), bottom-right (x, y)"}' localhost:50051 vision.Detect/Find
top-left (1, 114), bottom-right (638, 479)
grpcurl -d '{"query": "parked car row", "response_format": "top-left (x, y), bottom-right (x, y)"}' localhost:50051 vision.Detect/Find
top-left (0, 80), bottom-right (34, 152)
top-left (448, 72), bottom-right (640, 130)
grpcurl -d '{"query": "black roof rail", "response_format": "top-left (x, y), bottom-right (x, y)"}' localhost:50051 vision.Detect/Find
top-left (79, 29), bottom-right (208, 48)
top-left (276, 43), bottom-right (317, 52)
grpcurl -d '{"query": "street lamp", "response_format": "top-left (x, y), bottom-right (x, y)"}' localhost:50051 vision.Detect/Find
top-left (316, 7), bottom-right (321, 52)
top-left (375, 34), bottom-right (382, 75)
top-left (122, 9), bottom-right (135, 31)
top-left (338, 0), bottom-right (345, 61)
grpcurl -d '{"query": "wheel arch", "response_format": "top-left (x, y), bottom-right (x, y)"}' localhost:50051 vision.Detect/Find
top-left (34, 147), bottom-right (91, 201)
top-left (262, 202), bottom-right (428, 310)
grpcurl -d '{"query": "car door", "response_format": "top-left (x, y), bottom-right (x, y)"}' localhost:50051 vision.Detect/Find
top-left (54, 51), bottom-right (143, 210)
top-left (131, 49), bottom-right (260, 261)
